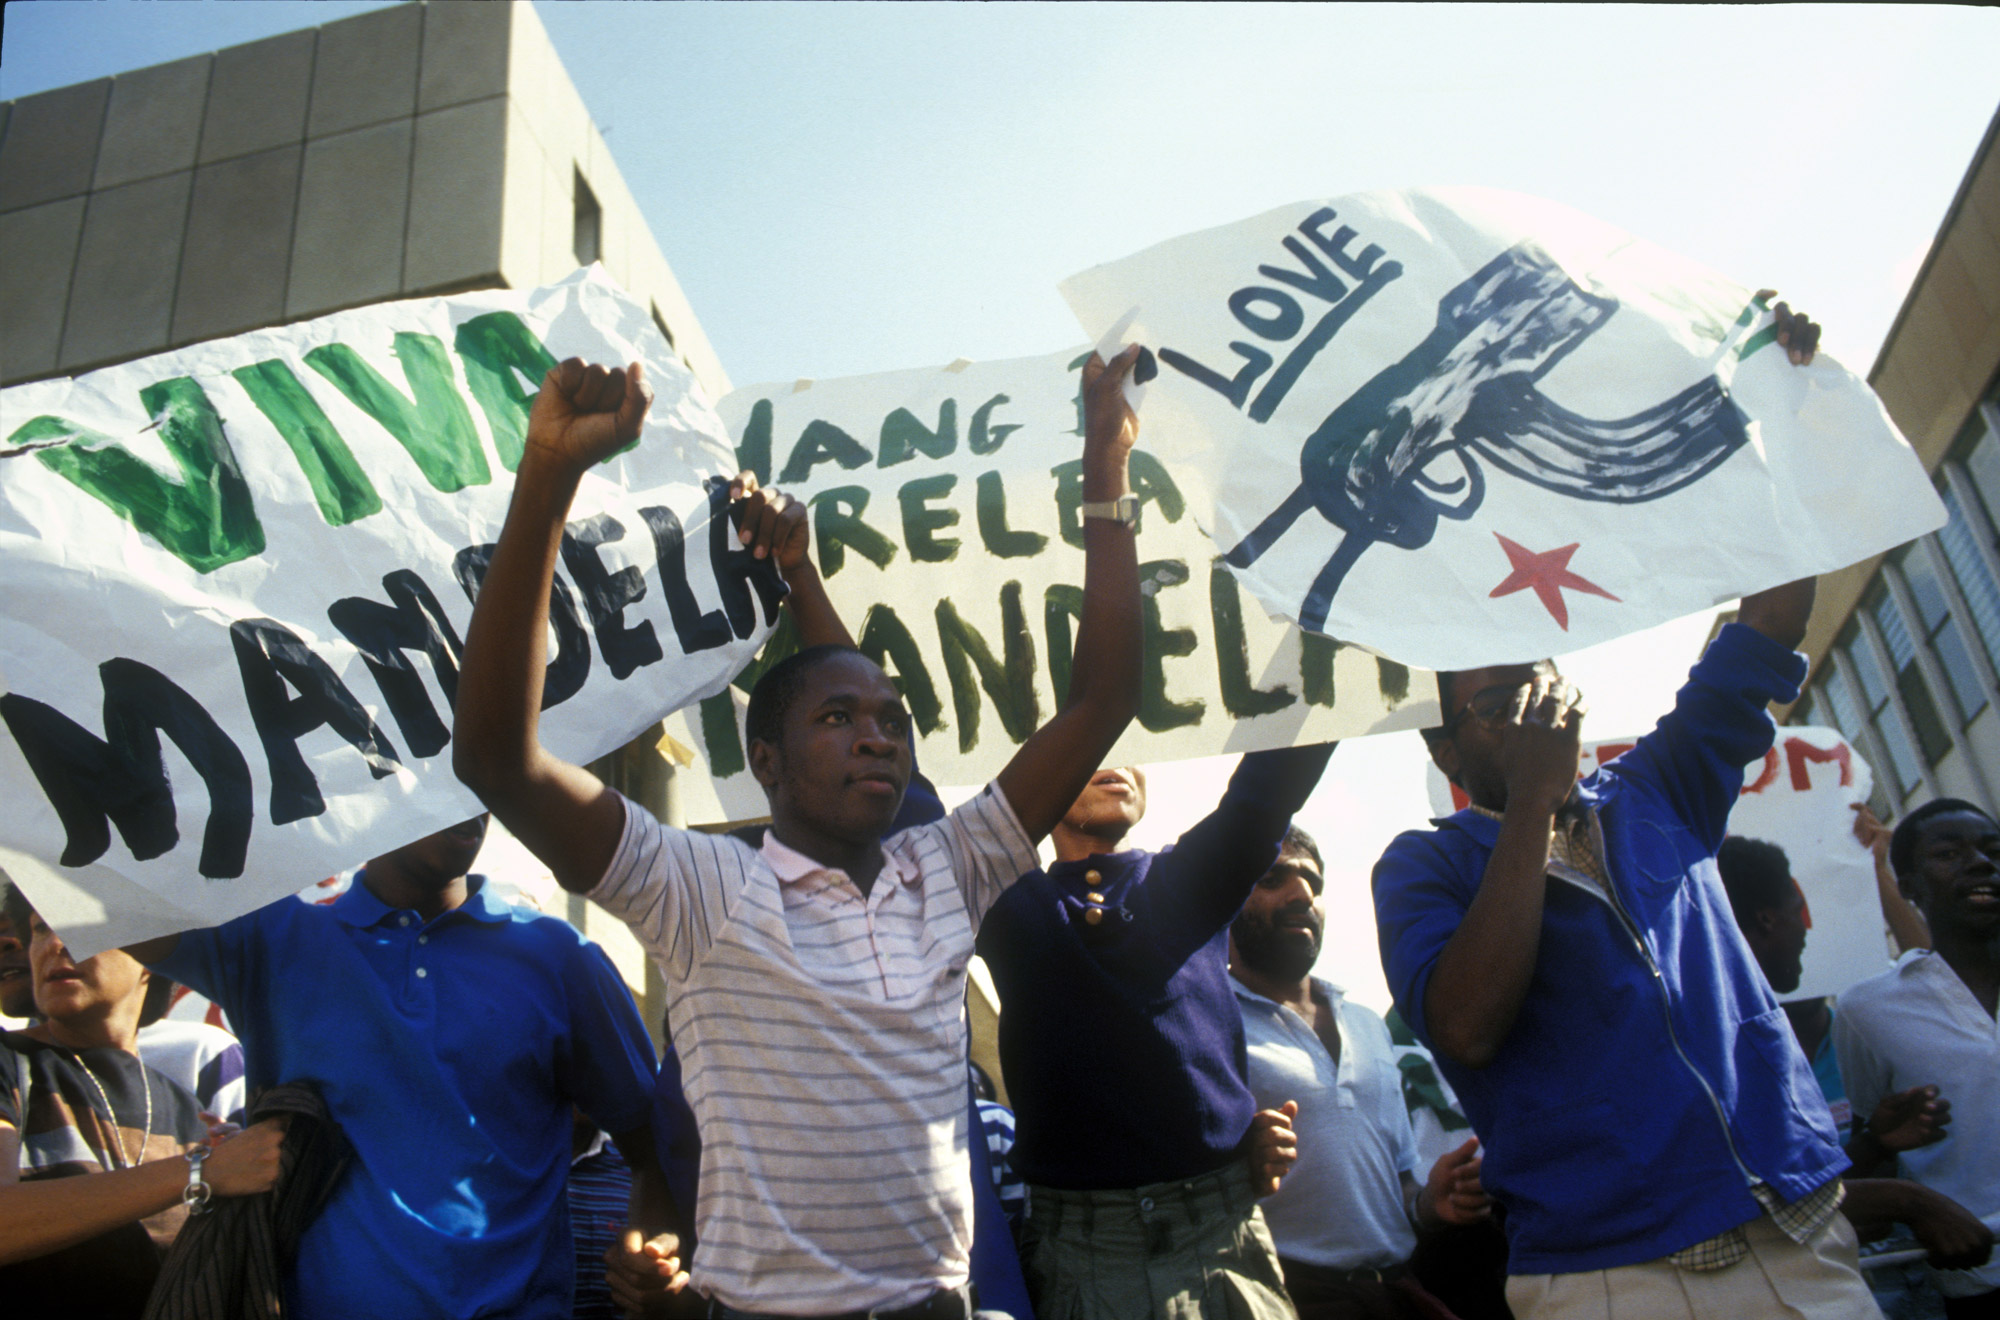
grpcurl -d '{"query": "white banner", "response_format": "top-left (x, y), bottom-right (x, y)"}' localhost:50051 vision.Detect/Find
top-left (1426, 726), bottom-right (1889, 1001)
top-left (0, 268), bottom-right (775, 957)
top-left (666, 348), bottom-right (1440, 824)
top-left (1061, 188), bottom-right (1946, 670)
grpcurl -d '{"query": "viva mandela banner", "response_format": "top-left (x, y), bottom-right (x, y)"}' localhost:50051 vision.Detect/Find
top-left (1061, 187), bottom-right (1946, 670)
top-left (664, 348), bottom-right (1440, 825)
top-left (0, 268), bottom-right (776, 956)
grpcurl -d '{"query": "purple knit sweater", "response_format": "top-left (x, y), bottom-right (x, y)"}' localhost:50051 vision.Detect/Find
top-left (975, 743), bottom-right (1333, 1190)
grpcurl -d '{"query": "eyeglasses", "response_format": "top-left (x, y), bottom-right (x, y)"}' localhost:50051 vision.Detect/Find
top-left (1439, 681), bottom-right (1532, 738)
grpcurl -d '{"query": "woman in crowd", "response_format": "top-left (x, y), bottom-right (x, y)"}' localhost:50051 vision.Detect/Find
top-left (0, 887), bottom-right (284, 1317)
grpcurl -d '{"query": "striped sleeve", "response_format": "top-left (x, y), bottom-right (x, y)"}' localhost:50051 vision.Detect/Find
top-left (586, 790), bottom-right (751, 983)
top-left (899, 783), bottom-right (1038, 928)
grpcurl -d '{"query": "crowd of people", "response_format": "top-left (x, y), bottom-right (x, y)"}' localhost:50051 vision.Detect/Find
top-left (2, 317), bottom-right (1997, 1320)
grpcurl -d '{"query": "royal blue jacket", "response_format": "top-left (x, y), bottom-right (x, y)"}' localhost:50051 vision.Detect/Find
top-left (1373, 623), bottom-right (1845, 1276)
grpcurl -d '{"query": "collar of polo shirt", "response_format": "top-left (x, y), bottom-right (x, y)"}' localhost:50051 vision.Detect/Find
top-left (333, 872), bottom-right (513, 926)
top-left (759, 832), bottom-right (918, 896)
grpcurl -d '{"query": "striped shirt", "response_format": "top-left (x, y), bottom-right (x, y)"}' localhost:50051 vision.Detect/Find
top-left (590, 783), bottom-right (1039, 1314)
top-left (976, 1099), bottom-right (1026, 1227)
top-left (0, 1031), bottom-right (208, 1315)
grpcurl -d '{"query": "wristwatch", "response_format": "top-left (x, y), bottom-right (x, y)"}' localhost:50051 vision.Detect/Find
top-left (1079, 495), bottom-right (1140, 532)
top-left (184, 1144), bottom-right (214, 1213)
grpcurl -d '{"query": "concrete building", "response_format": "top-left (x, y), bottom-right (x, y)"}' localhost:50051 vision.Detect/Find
top-left (0, 0), bottom-right (728, 401)
top-left (1786, 102), bottom-right (2000, 822)
top-left (0, 1), bottom-right (734, 1022)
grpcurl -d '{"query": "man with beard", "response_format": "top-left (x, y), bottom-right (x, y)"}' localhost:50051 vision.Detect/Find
top-left (127, 815), bottom-right (669, 1319)
top-left (1835, 800), bottom-right (2000, 1318)
top-left (1230, 825), bottom-right (1489, 1320)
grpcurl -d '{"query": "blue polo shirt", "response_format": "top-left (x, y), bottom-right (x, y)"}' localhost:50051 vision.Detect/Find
top-left (152, 875), bottom-right (657, 1320)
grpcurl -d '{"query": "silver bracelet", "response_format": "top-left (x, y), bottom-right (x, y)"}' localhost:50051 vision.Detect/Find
top-left (183, 1144), bottom-right (214, 1214)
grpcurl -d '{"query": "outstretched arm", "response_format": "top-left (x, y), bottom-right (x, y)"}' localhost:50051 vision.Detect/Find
top-left (1853, 803), bottom-right (1930, 953)
top-left (454, 360), bottom-right (653, 894)
top-left (1843, 1179), bottom-right (1993, 1269)
top-left (991, 347), bottom-right (1144, 841)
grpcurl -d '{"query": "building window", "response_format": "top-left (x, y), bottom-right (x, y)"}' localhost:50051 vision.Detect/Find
top-left (1864, 586), bottom-right (1953, 764)
top-left (650, 303), bottom-right (676, 349)
top-left (1958, 410), bottom-right (2000, 525)
top-left (1813, 664), bottom-right (1902, 816)
top-left (1933, 481), bottom-right (2000, 671)
top-left (1890, 543), bottom-right (1986, 722)
top-left (574, 171), bottom-right (602, 269)
top-left (1836, 622), bottom-right (1926, 802)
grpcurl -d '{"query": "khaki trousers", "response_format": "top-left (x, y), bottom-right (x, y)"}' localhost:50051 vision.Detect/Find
top-left (1505, 1213), bottom-right (1883, 1320)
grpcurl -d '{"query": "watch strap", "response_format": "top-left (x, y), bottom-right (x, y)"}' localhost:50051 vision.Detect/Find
top-left (1079, 495), bottom-right (1140, 529)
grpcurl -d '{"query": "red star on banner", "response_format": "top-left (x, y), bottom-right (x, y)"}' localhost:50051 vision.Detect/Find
top-left (1488, 533), bottom-right (1621, 630)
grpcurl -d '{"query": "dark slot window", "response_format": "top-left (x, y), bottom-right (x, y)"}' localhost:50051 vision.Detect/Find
top-left (574, 171), bottom-right (602, 269)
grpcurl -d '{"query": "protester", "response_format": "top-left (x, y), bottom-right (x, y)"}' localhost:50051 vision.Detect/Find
top-left (624, 471), bottom-right (1041, 1316)
top-left (1717, 835), bottom-right (1950, 1154)
top-left (644, 763), bottom-right (1040, 1319)
top-left (454, 347), bottom-right (1147, 1316)
top-left (0, 889), bottom-right (284, 1318)
top-left (1835, 799), bottom-right (2000, 1318)
top-left (127, 816), bottom-right (670, 1319)
top-left (966, 733), bottom-right (1325, 1319)
top-left (1719, 834), bottom-right (1852, 1135)
top-left (1375, 548), bottom-right (1902, 1316)
top-left (1230, 824), bottom-right (1487, 1320)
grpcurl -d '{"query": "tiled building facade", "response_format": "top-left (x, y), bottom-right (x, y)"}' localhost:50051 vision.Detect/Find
top-left (0, 0), bottom-right (728, 401)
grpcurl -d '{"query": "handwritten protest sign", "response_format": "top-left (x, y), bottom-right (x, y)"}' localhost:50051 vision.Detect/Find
top-left (660, 348), bottom-right (1440, 824)
top-left (1427, 725), bottom-right (1889, 1001)
top-left (0, 268), bottom-right (777, 957)
top-left (1062, 188), bottom-right (1946, 669)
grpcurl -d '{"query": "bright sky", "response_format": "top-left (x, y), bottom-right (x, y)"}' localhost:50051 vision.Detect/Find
top-left (5, 1), bottom-right (1997, 1009)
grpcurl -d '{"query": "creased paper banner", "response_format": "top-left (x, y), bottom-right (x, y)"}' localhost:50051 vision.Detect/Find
top-left (661, 348), bottom-right (1441, 825)
top-left (1427, 725), bottom-right (1889, 1002)
top-left (0, 268), bottom-right (778, 957)
top-left (1061, 188), bottom-right (1946, 669)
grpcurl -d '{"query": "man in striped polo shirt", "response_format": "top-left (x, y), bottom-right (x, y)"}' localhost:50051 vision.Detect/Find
top-left (456, 347), bottom-right (1149, 1318)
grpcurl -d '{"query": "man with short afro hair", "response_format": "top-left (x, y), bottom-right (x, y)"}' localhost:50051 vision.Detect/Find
top-left (455, 346), bottom-right (1151, 1316)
